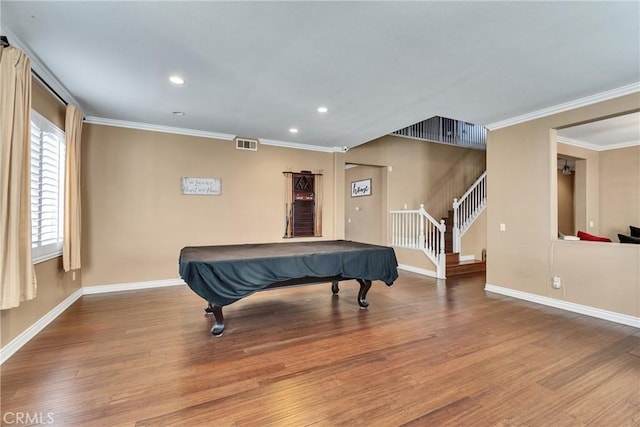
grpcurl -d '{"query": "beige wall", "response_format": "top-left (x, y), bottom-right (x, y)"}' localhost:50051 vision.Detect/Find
top-left (1, 79), bottom-right (81, 347)
top-left (557, 169), bottom-right (575, 236)
top-left (550, 240), bottom-right (640, 316)
top-left (461, 208), bottom-right (487, 260)
top-left (345, 165), bottom-right (384, 245)
top-left (557, 142), bottom-right (600, 235)
top-left (600, 145), bottom-right (640, 240)
top-left (81, 124), bottom-right (335, 286)
top-left (487, 93), bottom-right (640, 318)
top-left (31, 79), bottom-right (65, 129)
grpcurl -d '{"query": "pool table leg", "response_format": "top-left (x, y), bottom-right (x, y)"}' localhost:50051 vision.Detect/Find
top-left (205, 303), bottom-right (225, 336)
top-left (331, 280), bottom-right (339, 295)
top-left (356, 279), bottom-right (371, 308)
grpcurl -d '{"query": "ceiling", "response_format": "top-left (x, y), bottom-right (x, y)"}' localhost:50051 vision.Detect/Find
top-left (2, 1), bottom-right (639, 151)
top-left (557, 112), bottom-right (640, 151)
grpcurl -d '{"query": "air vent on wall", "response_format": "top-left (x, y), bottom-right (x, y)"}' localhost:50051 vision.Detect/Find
top-left (235, 137), bottom-right (258, 151)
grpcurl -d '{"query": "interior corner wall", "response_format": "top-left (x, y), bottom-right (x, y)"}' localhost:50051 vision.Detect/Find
top-left (80, 124), bottom-right (335, 287)
top-left (557, 142), bottom-right (600, 235)
top-left (487, 92), bottom-right (640, 318)
top-left (1, 78), bottom-right (81, 348)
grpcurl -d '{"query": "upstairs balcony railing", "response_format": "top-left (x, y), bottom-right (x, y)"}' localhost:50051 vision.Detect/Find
top-left (391, 116), bottom-right (486, 150)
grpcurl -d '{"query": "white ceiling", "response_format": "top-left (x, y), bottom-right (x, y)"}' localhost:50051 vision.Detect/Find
top-left (2, 1), bottom-right (639, 151)
top-left (557, 112), bottom-right (640, 151)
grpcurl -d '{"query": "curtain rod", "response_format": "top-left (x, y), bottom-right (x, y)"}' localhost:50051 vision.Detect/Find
top-left (32, 69), bottom-right (69, 107)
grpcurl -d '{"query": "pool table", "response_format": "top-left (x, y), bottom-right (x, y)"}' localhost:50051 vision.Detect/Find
top-left (179, 240), bottom-right (399, 335)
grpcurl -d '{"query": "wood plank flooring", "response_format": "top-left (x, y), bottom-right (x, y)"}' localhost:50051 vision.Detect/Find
top-left (1, 272), bottom-right (639, 426)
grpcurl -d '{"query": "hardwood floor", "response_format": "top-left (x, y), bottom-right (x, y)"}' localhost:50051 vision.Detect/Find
top-left (1, 272), bottom-right (639, 426)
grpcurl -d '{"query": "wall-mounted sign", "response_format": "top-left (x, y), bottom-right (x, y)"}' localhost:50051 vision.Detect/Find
top-left (181, 177), bottom-right (222, 195)
top-left (351, 178), bottom-right (371, 197)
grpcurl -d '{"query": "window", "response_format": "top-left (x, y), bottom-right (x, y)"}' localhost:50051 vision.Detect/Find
top-left (30, 110), bottom-right (66, 263)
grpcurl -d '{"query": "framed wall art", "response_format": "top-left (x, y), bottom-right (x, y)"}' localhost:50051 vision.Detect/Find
top-left (351, 178), bottom-right (371, 197)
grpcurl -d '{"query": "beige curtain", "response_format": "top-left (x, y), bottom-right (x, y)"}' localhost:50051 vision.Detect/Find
top-left (63, 105), bottom-right (82, 272)
top-left (0, 46), bottom-right (36, 310)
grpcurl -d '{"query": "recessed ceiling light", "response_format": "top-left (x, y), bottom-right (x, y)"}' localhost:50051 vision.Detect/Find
top-left (289, 128), bottom-right (299, 134)
top-left (173, 111), bottom-right (185, 116)
top-left (317, 106), bottom-right (329, 113)
top-left (169, 76), bottom-right (184, 85)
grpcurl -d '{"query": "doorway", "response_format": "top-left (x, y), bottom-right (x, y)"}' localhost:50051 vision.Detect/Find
top-left (344, 164), bottom-right (387, 245)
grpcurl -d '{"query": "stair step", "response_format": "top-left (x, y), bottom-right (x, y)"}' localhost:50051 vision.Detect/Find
top-left (447, 259), bottom-right (486, 276)
top-left (445, 252), bottom-right (459, 265)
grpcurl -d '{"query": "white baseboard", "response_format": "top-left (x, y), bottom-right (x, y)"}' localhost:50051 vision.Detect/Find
top-left (1, 288), bottom-right (83, 365)
top-left (459, 254), bottom-right (476, 262)
top-left (485, 283), bottom-right (640, 329)
top-left (1, 278), bottom-right (187, 364)
top-left (82, 278), bottom-right (185, 295)
top-left (398, 264), bottom-right (438, 278)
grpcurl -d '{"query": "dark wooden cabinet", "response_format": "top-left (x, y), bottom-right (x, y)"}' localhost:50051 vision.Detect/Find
top-left (292, 173), bottom-right (315, 237)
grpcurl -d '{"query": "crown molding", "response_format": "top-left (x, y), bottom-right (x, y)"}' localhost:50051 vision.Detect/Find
top-left (3, 25), bottom-right (83, 109)
top-left (85, 117), bottom-right (344, 152)
top-left (84, 116), bottom-right (236, 140)
top-left (557, 136), bottom-right (640, 152)
top-left (84, 115), bottom-right (352, 152)
top-left (486, 82), bottom-right (640, 131)
top-left (260, 138), bottom-right (340, 153)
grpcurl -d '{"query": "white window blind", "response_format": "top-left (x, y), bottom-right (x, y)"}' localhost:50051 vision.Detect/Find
top-left (30, 110), bottom-right (66, 263)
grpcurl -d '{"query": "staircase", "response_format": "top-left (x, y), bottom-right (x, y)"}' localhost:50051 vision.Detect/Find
top-left (442, 210), bottom-right (486, 276)
top-left (390, 171), bottom-right (486, 278)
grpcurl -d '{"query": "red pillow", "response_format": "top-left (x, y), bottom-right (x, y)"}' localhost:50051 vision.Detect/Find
top-left (577, 230), bottom-right (611, 242)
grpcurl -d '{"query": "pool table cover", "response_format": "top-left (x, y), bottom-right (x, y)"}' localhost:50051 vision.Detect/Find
top-left (179, 240), bottom-right (399, 307)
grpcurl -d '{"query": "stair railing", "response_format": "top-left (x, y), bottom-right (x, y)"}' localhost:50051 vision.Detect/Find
top-left (452, 171), bottom-right (487, 253)
top-left (391, 116), bottom-right (487, 151)
top-left (390, 204), bottom-right (446, 278)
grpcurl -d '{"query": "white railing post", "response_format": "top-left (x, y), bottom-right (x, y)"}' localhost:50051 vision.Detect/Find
top-left (438, 219), bottom-right (446, 279)
top-left (452, 198), bottom-right (460, 253)
top-left (418, 204), bottom-right (425, 249)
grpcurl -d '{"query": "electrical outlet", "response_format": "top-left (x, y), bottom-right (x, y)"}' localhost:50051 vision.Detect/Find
top-left (552, 275), bottom-right (562, 289)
